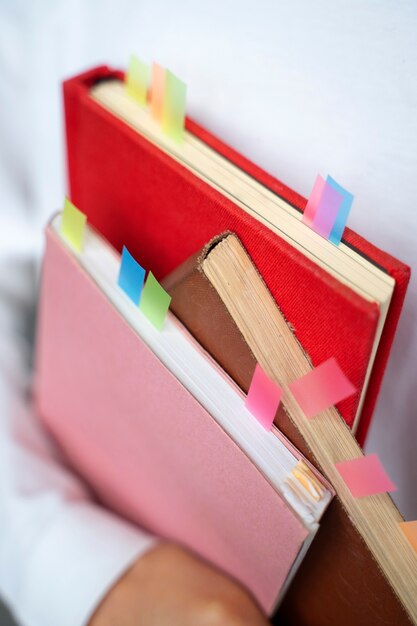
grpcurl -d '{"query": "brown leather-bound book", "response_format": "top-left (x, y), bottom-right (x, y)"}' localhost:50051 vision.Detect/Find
top-left (162, 233), bottom-right (415, 626)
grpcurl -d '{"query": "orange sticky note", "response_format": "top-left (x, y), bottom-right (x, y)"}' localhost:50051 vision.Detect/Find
top-left (150, 62), bottom-right (165, 122)
top-left (162, 69), bottom-right (187, 142)
top-left (335, 454), bottom-right (396, 498)
top-left (289, 357), bottom-right (356, 418)
top-left (399, 521), bottom-right (417, 552)
top-left (60, 198), bottom-right (86, 252)
top-left (245, 364), bottom-right (282, 430)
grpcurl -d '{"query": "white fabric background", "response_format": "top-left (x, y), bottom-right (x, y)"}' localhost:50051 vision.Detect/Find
top-left (1, 0), bottom-right (416, 524)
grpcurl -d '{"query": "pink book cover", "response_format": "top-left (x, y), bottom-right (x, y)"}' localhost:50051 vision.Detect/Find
top-left (35, 224), bottom-right (317, 614)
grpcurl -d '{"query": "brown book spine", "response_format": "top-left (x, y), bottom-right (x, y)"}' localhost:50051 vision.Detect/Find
top-left (162, 234), bottom-right (413, 626)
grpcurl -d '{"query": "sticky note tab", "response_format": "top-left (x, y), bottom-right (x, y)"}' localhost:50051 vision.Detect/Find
top-left (399, 521), bottom-right (417, 553)
top-left (327, 176), bottom-right (354, 245)
top-left (289, 357), bottom-right (356, 418)
top-left (312, 182), bottom-right (343, 239)
top-left (126, 55), bottom-right (149, 106)
top-left (303, 175), bottom-right (326, 226)
top-left (150, 62), bottom-right (166, 121)
top-left (245, 364), bottom-right (282, 430)
top-left (335, 454), bottom-right (397, 498)
top-left (60, 198), bottom-right (86, 252)
top-left (118, 246), bottom-right (146, 305)
top-left (140, 271), bottom-right (171, 330)
top-left (162, 69), bottom-right (187, 142)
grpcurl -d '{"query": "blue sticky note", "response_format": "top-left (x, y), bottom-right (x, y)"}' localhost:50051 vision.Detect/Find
top-left (326, 176), bottom-right (354, 246)
top-left (118, 246), bottom-right (146, 305)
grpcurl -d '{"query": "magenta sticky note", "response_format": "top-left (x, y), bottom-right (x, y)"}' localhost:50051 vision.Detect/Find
top-left (312, 182), bottom-right (343, 239)
top-left (302, 174), bottom-right (326, 226)
top-left (245, 364), bottom-right (282, 430)
top-left (289, 357), bottom-right (356, 418)
top-left (335, 454), bottom-right (397, 498)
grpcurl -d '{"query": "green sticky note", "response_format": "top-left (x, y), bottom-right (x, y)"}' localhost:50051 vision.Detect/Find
top-left (162, 69), bottom-right (187, 142)
top-left (140, 271), bottom-right (171, 330)
top-left (126, 54), bottom-right (149, 106)
top-left (60, 198), bottom-right (86, 252)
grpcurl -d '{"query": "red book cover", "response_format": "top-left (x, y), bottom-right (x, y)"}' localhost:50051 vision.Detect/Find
top-left (63, 65), bottom-right (410, 445)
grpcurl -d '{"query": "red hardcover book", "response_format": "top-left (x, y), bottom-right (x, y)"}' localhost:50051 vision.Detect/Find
top-left (63, 65), bottom-right (410, 445)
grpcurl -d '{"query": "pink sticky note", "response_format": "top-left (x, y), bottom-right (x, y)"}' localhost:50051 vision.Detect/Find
top-left (245, 364), bottom-right (282, 430)
top-left (335, 454), bottom-right (397, 498)
top-left (302, 174), bottom-right (326, 226)
top-left (289, 357), bottom-right (356, 418)
top-left (312, 182), bottom-right (343, 239)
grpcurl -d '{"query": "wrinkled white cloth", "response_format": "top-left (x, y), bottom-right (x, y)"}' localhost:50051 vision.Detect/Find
top-left (0, 1), bottom-right (416, 624)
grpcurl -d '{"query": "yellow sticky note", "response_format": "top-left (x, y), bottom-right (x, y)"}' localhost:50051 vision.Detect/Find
top-left (60, 198), bottom-right (86, 252)
top-left (400, 521), bottom-right (417, 552)
top-left (140, 271), bottom-right (171, 331)
top-left (162, 69), bottom-right (187, 142)
top-left (150, 62), bottom-right (166, 122)
top-left (126, 55), bottom-right (149, 106)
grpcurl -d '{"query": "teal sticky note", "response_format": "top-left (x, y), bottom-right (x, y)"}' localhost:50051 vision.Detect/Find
top-left (140, 271), bottom-right (171, 330)
top-left (118, 246), bottom-right (145, 305)
top-left (327, 176), bottom-right (354, 246)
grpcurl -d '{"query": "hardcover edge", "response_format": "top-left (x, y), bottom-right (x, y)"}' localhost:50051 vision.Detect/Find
top-left (62, 65), bottom-right (411, 445)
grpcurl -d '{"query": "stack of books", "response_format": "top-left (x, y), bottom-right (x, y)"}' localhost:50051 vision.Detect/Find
top-left (34, 65), bottom-right (416, 625)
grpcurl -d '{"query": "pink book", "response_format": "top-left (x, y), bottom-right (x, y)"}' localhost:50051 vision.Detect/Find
top-left (35, 216), bottom-right (333, 615)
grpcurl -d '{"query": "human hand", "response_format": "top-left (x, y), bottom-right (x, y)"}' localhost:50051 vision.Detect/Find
top-left (88, 542), bottom-right (270, 626)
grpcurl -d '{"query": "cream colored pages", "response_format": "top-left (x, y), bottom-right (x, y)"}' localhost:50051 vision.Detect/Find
top-left (201, 234), bottom-right (417, 624)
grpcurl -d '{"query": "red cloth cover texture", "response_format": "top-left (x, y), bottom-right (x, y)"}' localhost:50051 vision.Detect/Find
top-left (64, 66), bottom-right (410, 445)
